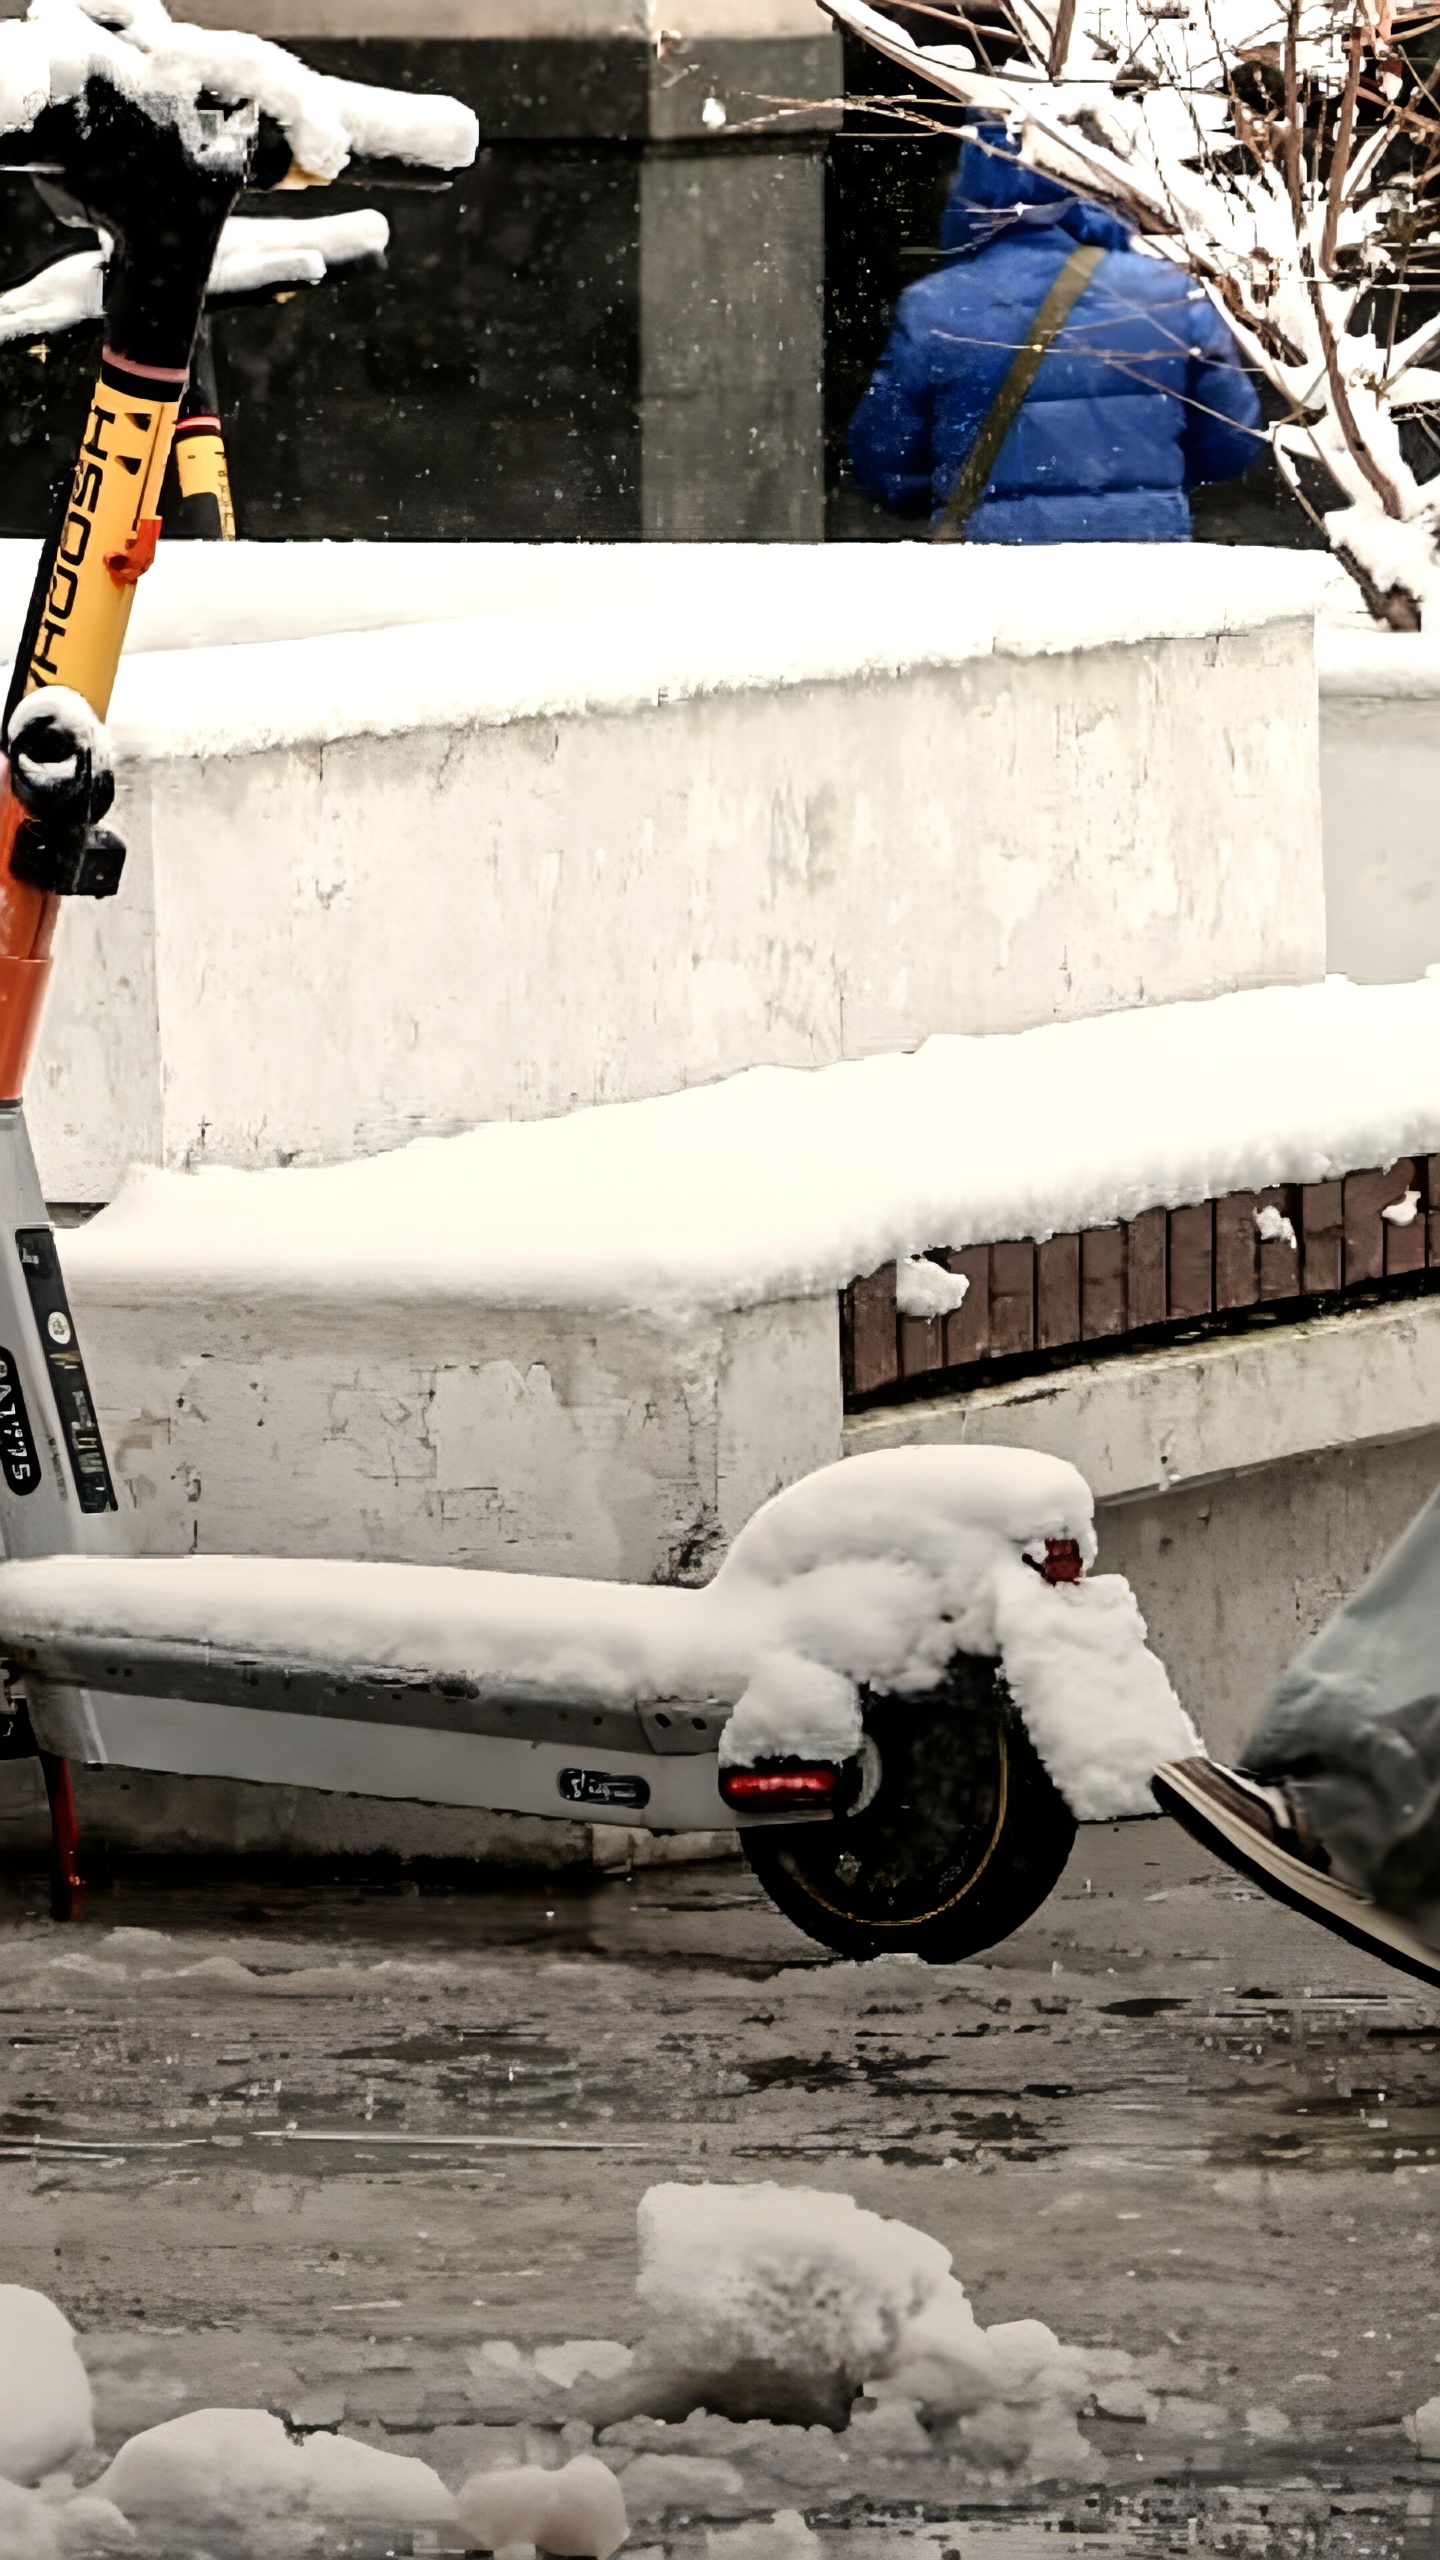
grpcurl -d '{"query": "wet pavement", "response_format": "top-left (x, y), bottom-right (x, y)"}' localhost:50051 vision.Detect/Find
top-left (3, 1816), bottom-right (1440, 2554)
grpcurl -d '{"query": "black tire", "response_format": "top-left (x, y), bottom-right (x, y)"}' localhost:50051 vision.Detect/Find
top-left (742, 1653), bottom-right (1077, 1962)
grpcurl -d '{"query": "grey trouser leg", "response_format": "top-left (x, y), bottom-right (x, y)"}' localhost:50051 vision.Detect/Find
top-left (1244, 1478), bottom-right (1440, 1917)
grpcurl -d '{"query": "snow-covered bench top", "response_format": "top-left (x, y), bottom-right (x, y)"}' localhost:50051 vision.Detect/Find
top-left (62, 976), bottom-right (1440, 1319)
top-left (0, 539), bottom-right (1327, 762)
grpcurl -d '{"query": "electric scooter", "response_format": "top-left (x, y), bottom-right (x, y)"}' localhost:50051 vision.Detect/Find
top-left (0, 0), bottom-right (1086, 1963)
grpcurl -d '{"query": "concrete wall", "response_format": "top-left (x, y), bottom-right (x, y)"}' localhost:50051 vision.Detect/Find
top-left (1319, 628), bottom-right (1440, 983)
top-left (26, 547), bottom-right (1326, 1201)
top-left (1096, 1432), bottom-right (1440, 1773)
top-left (69, 1283), bottom-right (843, 1588)
top-left (1321, 692), bottom-right (1440, 981)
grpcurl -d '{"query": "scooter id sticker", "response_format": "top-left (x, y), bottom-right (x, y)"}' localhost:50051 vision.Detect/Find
top-left (0, 1346), bottom-right (41, 1497)
top-left (14, 1230), bottom-right (117, 1514)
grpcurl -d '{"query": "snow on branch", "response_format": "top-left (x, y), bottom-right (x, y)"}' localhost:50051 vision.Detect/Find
top-left (827, 0), bottom-right (1440, 623)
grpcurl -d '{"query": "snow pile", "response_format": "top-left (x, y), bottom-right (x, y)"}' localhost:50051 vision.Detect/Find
top-left (0, 537), bottom-right (1321, 702)
top-left (711, 1447), bottom-right (1198, 1810)
top-left (92, 2407), bottom-right (456, 2555)
top-left (0, 1446), bottom-right (1199, 1820)
top-left (0, 249), bottom-right (102, 343)
top-left (0, 211), bottom-right (387, 347)
top-left (456, 2452), bottom-right (628, 2558)
top-left (0, 2481), bottom-right (133, 2559)
top-left (63, 977), bottom-right (1440, 1321)
top-left (895, 1255), bottom-right (971, 1319)
top-left (626, 2182), bottom-right (1118, 2473)
top-left (632, 2181), bottom-right (952, 2427)
top-left (0, 2287), bottom-right (94, 2485)
top-left (11, 2483), bottom-right (132, 2558)
top-left (0, 0), bottom-right (476, 179)
top-left (989, 1560), bottom-right (1195, 1821)
top-left (707, 2515), bottom-right (818, 2560)
top-left (1406, 2396), bottom-right (1440, 2458)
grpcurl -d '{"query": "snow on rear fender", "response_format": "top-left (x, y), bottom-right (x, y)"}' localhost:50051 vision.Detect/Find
top-left (710, 1447), bottom-right (1200, 1818)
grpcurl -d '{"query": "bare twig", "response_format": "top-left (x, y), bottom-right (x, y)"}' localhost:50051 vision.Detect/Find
top-left (1321, 19), bottom-right (1364, 273)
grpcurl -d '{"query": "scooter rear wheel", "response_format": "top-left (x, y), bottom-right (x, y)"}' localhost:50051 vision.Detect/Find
top-left (741, 1654), bottom-right (1076, 1962)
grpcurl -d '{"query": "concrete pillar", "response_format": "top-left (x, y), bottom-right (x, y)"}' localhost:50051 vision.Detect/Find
top-left (640, 146), bottom-right (826, 539)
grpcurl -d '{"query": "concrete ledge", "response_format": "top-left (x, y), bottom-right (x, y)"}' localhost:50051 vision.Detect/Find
top-left (23, 545), bottom-right (1326, 1201)
top-left (843, 1294), bottom-right (1440, 1502)
top-left (1317, 618), bottom-right (1440, 984)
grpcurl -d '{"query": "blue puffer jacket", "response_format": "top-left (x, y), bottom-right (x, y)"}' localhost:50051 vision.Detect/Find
top-left (849, 132), bottom-right (1264, 542)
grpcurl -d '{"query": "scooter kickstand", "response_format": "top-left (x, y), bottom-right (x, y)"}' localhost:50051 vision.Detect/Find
top-left (38, 1751), bottom-right (83, 1921)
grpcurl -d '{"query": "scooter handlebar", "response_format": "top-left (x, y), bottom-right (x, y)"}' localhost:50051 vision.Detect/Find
top-left (0, 208), bottom-right (390, 347)
top-left (0, 2), bottom-right (478, 190)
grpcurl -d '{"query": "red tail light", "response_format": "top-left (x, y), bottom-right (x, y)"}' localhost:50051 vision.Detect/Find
top-left (719, 1761), bottom-right (840, 1810)
top-left (1036, 1537), bottom-right (1084, 1586)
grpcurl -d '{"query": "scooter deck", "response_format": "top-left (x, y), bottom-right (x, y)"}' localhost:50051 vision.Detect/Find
top-left (0, 1550), bottom-right (742, 1831)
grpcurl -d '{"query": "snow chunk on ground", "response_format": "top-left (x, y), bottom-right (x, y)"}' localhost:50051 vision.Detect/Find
top-left (706, 2512), bottom-right (820, 2560)
top-left (0, 2481), bottom-right (133, 2559)
top-left (455, 2453), bottom-right (628, 2557)
top-left (1406, 2396), bottom-right (1440, 2457)
top-left (634, 2183), bottom-right (959, 2429)
top-left (0, 2288), bottom-right (94, 2484)
top-left (629, 2182), bottom-right (1121, 2475)
top-left (93, 2407), bottom-right (455, 2553)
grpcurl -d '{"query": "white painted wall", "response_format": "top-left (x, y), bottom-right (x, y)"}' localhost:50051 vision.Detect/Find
top-left (19, 543), bottom-right (1327, 1200)
top-left (70, 1279), bottom-right (843, 1588)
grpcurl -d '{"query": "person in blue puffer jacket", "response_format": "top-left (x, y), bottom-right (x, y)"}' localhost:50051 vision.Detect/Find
top-left (849, 125), bottom-right (1264, 541)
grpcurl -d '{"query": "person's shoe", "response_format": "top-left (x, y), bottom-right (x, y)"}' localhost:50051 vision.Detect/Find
top-left (1151, 1755), bottom-right (1440, 1990)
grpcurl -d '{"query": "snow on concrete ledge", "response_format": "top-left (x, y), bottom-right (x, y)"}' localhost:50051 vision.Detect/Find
top-left (0, 539), bottom-right (1329, 763)
top-left (63, 976), bottom-right (1440, 1319)
top-left (1318, 621), bottom-right (1440, 700)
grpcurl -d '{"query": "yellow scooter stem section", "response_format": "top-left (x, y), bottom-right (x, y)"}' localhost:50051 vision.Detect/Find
top-left (174, 415), bottom-right (236, 541)
top-left (0, 347), bottom-right (184, 1103)
top-left (21, 348), bottom-right (184, 715)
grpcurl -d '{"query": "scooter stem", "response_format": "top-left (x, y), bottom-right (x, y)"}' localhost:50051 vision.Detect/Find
top-left (0, 89), bottom-right (251, 1098)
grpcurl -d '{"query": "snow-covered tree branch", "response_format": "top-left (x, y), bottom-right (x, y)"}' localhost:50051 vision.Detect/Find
top-left (827, 0), bottom-right (1440, 624)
